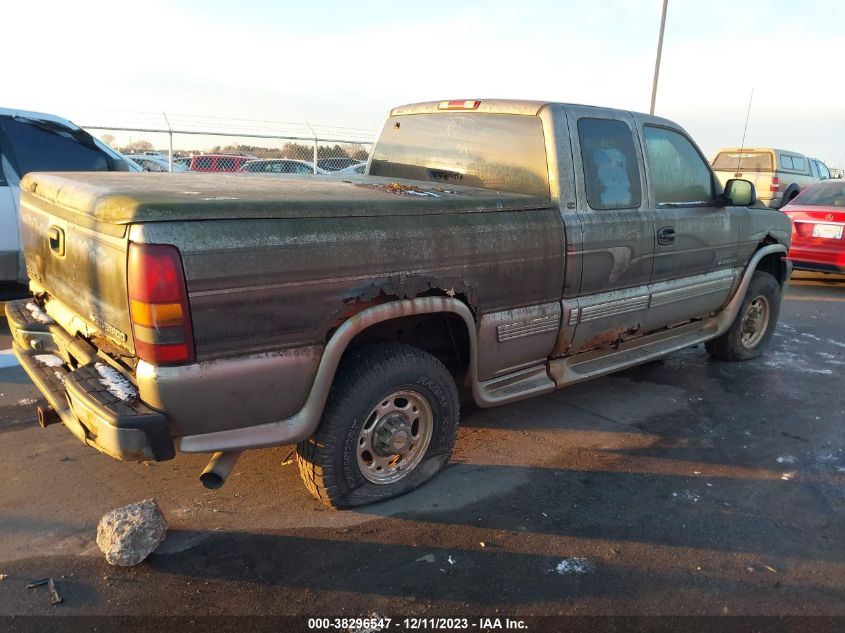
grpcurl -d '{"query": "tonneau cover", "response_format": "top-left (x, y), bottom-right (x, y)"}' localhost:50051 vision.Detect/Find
top-left (21, 172), bottom-right (552, 225)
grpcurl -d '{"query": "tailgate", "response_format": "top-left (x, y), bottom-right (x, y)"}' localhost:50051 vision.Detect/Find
top-left (714, 169), bottom-right (772, 196)
top-left (19, 180), bottom-right (134, 355)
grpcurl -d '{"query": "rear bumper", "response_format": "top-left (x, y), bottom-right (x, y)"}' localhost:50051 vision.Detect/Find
top-left (758, 194), bottom-right (782, 209)
top-left (5, 299), bottom-right (175, 461)
top-left (788, 245), bottom-right (845, 273)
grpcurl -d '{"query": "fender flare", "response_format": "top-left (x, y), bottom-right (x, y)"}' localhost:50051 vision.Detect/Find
top-left (177, 297), bottom-right (479, 452)
top-left (714, 244), bottom-right (789, 336)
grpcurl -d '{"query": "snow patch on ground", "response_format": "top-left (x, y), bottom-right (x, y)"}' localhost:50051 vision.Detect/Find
top-left (815, 449), bottom-right (841, 463)
top-left (776, 455), bottom-right (796, 464)
top-left (672, 490), bottom-right (701, 503)
top-left (817, 352), bottom-right (838, 360)
top-left (554, 558), bottom-right (593, 575)
top-left (763, 351), bottom-right (834, 374)
top-left (34, 354), bottom-right (64, 367)
top-left (95, 363), bottom-right (138, 402)
top-left (17, 398), bottom-right (37, 406)
top-left (25, 303), bottom-right (54, 324)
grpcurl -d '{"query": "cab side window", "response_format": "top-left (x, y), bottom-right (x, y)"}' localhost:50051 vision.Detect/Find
top-left (781, 154), bottom-right (806, 172)
top-left (644, 126), bottom-right (714, 205)
top-left (577, 118), bottom-right (642, 210)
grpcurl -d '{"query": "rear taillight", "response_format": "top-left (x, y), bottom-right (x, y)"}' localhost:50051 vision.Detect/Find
top-left (127, 243), bottom-right (195, 365)
top-left (770, 176), bottom-right (780, 192)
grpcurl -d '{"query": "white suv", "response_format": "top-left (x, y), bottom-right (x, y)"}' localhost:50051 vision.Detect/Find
top-left (0, 108), bottom-right (137, 285)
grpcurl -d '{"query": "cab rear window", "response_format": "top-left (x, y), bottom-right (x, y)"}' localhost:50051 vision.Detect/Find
top-left (370, 113), bottom-right (550, 198)
top-left (712, 152), bottom-right (773, 171)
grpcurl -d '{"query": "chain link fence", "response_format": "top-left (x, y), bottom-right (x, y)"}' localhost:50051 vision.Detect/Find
top-left (80, 111), bottom-right (376, 174)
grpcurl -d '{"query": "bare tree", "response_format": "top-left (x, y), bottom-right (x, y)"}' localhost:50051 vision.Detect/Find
top-left (123, 140), bottom-right (155, 153)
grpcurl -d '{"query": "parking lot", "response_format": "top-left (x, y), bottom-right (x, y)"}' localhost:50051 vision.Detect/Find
top-left (0, 273), bottom-right (843, 624)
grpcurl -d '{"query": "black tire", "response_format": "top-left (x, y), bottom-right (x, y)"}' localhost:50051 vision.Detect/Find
top-left (705, 270), bottom-right (781, 361)
top-left (781, 188), bottom-right (799, 208)
top-left (296, 343), bottom-right (460, 509)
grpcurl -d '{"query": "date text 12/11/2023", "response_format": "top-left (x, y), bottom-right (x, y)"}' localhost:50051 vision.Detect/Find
top-left (307, 617), bottom-right (529, 630)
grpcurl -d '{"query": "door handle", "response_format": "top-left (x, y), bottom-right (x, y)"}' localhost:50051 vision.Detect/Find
top-left (48, 226), bottom-right (65, 256)
top-left (657, 226), bottom-right (676, 246)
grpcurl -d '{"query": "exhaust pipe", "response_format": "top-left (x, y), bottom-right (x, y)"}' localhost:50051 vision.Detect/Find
top-left (37, 406), bottom-right (61, 429)
top-left (199, 451), bottom-right (242, 490)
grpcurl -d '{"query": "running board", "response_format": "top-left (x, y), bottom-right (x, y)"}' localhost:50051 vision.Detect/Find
top-left (476, 364), bottom-right (555, 407)
top-left (474, 319), bottom-right (720, 407)
top-left (548, 318), bottom-right (718, 387)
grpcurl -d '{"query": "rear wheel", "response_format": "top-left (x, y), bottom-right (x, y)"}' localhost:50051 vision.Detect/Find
top-left (296, 343), bottom-right (460, 509)
top-left (706, 270), bottom-right (780, 361)
top-left (781, 189), bottom-right (799, 207)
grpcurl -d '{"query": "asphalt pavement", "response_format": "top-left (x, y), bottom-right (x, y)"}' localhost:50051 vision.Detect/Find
top-left (0, 273), bottom-right (843, 627)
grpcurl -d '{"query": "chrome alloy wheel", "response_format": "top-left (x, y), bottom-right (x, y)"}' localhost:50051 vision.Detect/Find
top-left (740, 295), bottom-right (771, 349)
top-left (356, 389), bottom-right (433, 484)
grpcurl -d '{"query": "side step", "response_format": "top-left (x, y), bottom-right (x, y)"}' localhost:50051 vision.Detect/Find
top-left (476, 364), bottom-right (555, 408)
top-left (473, 319), bottom-right (720, 407)
top-left (549, 319), bottom-right (718, 387)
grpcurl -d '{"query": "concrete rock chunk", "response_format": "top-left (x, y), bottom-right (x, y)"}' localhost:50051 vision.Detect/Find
top-left (96, 499), bottom-right (168, 566)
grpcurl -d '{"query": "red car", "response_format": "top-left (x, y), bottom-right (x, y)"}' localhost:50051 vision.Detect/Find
top-left (783, 179), bottom-right (845, 273)
top-left (189, 154), bottom-right (256, 172)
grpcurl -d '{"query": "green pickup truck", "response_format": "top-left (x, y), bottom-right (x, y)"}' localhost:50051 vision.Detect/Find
top-left (6, 99), bottom-right (792, 508)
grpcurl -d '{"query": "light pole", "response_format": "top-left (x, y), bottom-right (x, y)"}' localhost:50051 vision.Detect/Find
top-left (650, 0), bottom-right (669, 115)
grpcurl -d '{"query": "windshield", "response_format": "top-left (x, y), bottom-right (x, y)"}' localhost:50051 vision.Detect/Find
top-left (792, 181), bottom-right (845, 206)
top-left (712, 151), bottom-right (773, 172)
top-left (370, 112), bottom-right (550, 198)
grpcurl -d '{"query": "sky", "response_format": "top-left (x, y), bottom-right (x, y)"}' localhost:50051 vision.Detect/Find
top-left (5, 0), bottom-right (845, 166)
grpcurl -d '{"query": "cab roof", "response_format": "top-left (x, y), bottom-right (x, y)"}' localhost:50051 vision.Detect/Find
top-left (388, 99), bottom-right (680, 132)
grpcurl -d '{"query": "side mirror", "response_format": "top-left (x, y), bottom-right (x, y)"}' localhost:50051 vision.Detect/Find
top-left (724, 178), bottom-right (757, 206)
